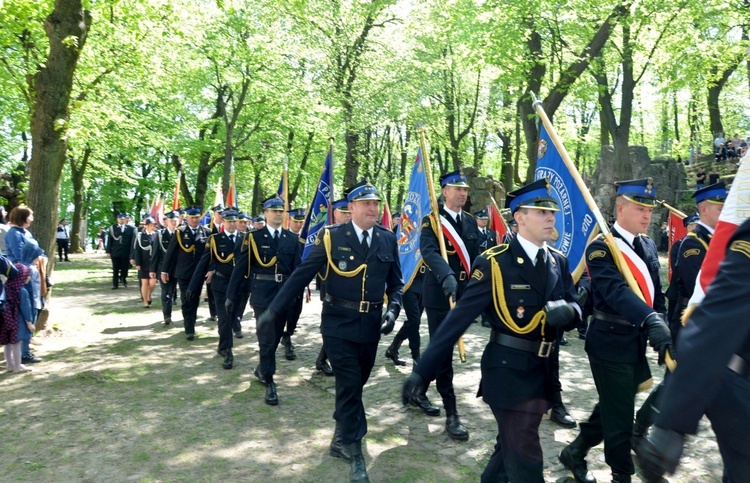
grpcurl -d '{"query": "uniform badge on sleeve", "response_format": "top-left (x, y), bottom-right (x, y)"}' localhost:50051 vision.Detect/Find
top-left (471, 269), bottom-right (483, 281)
top-left (588, 250), bottom-right (606, 261)
top-left (730, 240), bottom-right (750, 258)
top-left (683, 248), bottom-right (700, 258)
top-left (517, 306), bottom-right (525, 319)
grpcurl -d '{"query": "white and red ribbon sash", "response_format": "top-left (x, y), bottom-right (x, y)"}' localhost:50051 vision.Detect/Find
top-left (440, 215), bottom-right (471, 274)
top-left (614, 238), bottom-right (654, 307)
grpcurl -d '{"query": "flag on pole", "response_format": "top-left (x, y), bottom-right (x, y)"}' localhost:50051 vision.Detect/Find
top-left (395, 147), bottom-right (432, 291)
top-left (688, 154), bottom-right (750, 306)
top-left (225, 166), bottom-right (236, 208)
top-left (667, 211), bottom-right (688, 281)
top-left (300, 146), bottom-right (334, 261)
top-left (172, 171), bottom-right (181, 211)
top-left (150, 194), bottom-right (162, 222)
top-left (535, 123), bottom-right (598, 280)
top-left (277, 165), bottom-right (290, 229)
top-left (487, 198), bottom-right (507, 242)
top-left (381, 200), bottom-right (392, 230)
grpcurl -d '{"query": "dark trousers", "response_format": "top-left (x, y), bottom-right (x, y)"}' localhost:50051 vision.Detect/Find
top-left (325, 335), bottom-right (378, 444)
top-left (394, 289), bottom-right (423, 357)
top-left (233, 291), bottom-right (250, 332)
top-left (425, 306), bottom-right (454, 398)
top-left (160, 278), bottom-right (178, 319)
top-left (213, 288), bottom-right (233, 351)
top-left (575, 357), bottom-right (640, 475)
top-left (284, 295), bottom-right (304, 336)
top-left (482, 404), bottom-right (545, 483)
top-left (178, 278), bottom-right (201, 335)
top-left (111, 257), bottom-right (130, 287)
top-left (706, 370), bottom-right (750, 482)
top-left (254, 305), bottom-right (286, 380)
top-left (56, 239), bottom-right (69, 260)
top-left (206, 283), bottom-right (216, 317)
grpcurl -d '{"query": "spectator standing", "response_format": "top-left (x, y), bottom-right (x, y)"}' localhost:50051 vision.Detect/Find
top-left (56, 218), bottom-right (70, 261)
top-left (0, 207), bottom-right (9, 254)
top-left (1, 264), bottom-right (31, 373)
top-left (708, 166), bottom-right (721, 185)
top-left (4, 205), bottom-right (46, 365)
top-left (714, 132), bottom-right (725, 150)
top-left (97, 227), bottom-right (106, 252)
top-left (695, 166), bottom-right (706, 189)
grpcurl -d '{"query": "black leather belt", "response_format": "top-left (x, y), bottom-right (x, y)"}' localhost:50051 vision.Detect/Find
top-left (677, 296), bottom-right (690, 306)
top-left (728, 354), bottom-right (750, 379)
top-left (593, 309), bottom-right (633, 326)
top-left (254, 273), bottom-right (287, 283)
top-left (489, 330), bottom-right (554, 358)
top-left (324, 294), bottom-right (383, 313)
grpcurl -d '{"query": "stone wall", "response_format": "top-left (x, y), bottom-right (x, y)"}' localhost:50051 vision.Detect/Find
top-left (589, 145), bottom-right (687, 239)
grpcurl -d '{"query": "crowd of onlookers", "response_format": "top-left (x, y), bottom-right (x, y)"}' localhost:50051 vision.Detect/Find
top-left (0, 205), bottom-right (48, 373)
top-left (713, 132), bottom-right (748, 163)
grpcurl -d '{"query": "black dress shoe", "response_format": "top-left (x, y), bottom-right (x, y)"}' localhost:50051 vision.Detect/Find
top-left (254, 366), bottom-right (268, 386)
top-left (234, 330), bottom-right (244, 339)
top-left (283, 335), bottom-right (296, 361)
top-left (560, 336), bottom-right (569, 346)
top-left (164, 317), bottom-right (171, 326)
top-left (550, 405), bottom-right (577, 428)
top-left (217, 348), bottom-right (227, 358)
top-left (445, 415), bottom-right (469, 441)
top-left (315, 360), bottom-right (334, 376)
top-left (186, 333), bottom-right (195, 341)
top-left (559, 445), bottom-right (596, 483)
top-left (222, 349), bottom-right (233, 370)
top-left (385, 347), bottom-right (407, 366)
top-left (111, 286), bottom-right (118, 290)
top-left (347, 442), bottom-right (369, 482)
top-left (411, 394), bottom-right (440, 416)
top-left (265, 382), bottom-right (278, 405)
top-left (208, 315), bottom-right (217, 322)
top-left (122, 280), bottom-right (128, 288)
top-left (329, 425), bottom-right (351, 462)
top-left (22, 355), bottom-right (42, 364)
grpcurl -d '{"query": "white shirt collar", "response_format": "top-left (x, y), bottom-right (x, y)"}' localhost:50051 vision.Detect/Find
top-left (443, 206), bottom-right (461, 221)
top-left (613, 221), bottom-right (637, 245)
top-left (351, 221), bottom-right (373, 243)
top-left (516, 233), bottom-right (548, 265)
top-left (696, 221), bottom-right (715, 235)
top-left (225, 230), bottom-right (237, 238)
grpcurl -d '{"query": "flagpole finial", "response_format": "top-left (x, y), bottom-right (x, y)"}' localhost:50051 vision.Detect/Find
top-left (328, 135), bottom-right (335, 143)
top-left (530, 91), bottom-right (542, 109)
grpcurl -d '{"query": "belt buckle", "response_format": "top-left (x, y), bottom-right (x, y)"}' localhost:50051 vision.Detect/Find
top-left (537, 341), bottom-right (553, 358)
top-left (358, 301), bottom-right (370, 313)
top-left (274, 274), bottom-right (284, 283)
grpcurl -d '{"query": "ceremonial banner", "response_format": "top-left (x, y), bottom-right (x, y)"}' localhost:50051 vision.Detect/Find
top-left (225, 167), bottom-right (236, 208)
top-left (300, 146), bottom-right (333, 261)
top-left (487, 199), bottom-right (507, 241)
top-left (689, 152), bottom-right (750, 306)
top-left (172, 171), bottom-right (181, 211)
top-left (667, 212), bottom-right (687, 281)
top-left (381, 200), bottom-right (392, 230)
top-left (535, 124), bottom-right (598, 280)
top-left (395, 147), bottom-right (432, 291)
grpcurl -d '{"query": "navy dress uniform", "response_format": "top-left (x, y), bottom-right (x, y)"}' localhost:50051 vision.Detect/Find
top-left (106, 213), bottom-right (136, 289)
top-left (634, 182), bottom-right (728, 444)
top-left (257, 180), bottom-right (403, 482)
top-left (419, 169), bottom-right (480, 440)
top-left (226, 196), bottom-right (302, 402)
top-left (188, 208), bottom-right (241, 369)
top-left (636, 217), bottom-right (750, 482)
top-left (150, 211), bottom-right (179, 325)
top-left (204, 204), bottom-right (225, 322)
top-left (404, 179), bottom-right (581, 482)
top-left (475, 209), bottom-right (498, 251)
top-left (561, 179), bottom-right (673, 483)
top-left (280, 207), bottom-right (307, 360)
top-left (161, 206), bottom-right (211, 340)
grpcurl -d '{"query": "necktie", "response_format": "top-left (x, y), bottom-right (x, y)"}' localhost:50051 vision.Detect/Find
top-left (455, 213), bottom-right (462, 230)
top-left (273, 230), bottom-right (279, 241)
top-left (361, 231), bottom-right (369, 254)
top-left (535, 249), bottom-right (547, 284)
top-left (229, 234), bottom-right (235, 244)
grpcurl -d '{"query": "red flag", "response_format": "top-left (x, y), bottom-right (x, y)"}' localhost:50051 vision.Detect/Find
top-left (667, 212), bottom-right (687, 281)
top-left (381, 200), bottom-right (392, 230)
top-left (225, 168), bottom-right (236, 208)
top-left (488, 202), bottom-right (507, 241)
top-left (172, 171), bottom-right (181, 211)
top-left (689, 153), bottom-right (750, 306)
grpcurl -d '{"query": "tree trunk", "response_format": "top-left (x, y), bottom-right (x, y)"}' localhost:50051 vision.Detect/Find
top-left (70, 146), bottom-right (91, 253)
top-left (27, 0), bottom-right (91, 265)
top-left (706, 65), bottom-right (736, 138)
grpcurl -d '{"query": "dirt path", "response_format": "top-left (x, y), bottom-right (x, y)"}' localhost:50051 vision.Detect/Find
top-left (1, 253), bottom-right (722, 482)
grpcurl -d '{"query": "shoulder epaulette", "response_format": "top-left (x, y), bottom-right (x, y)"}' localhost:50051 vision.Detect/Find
top-left (462, 211), bottom-right (475, 219)
top-left (641, 233), bottom-right (651, 239)
top-left (548, 246), bottom-right (564, 256)
top-left (484, 244), bottom-right (510, 258)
